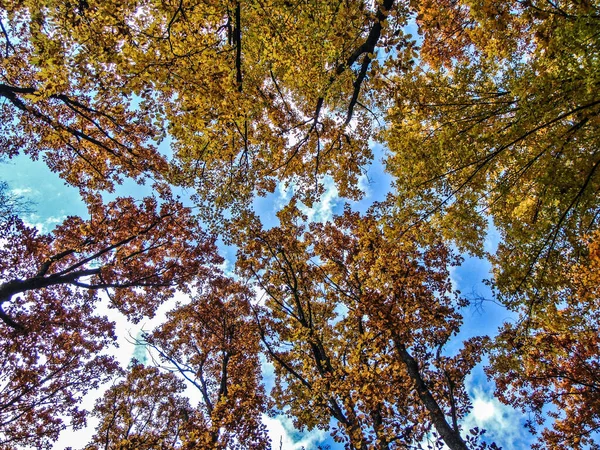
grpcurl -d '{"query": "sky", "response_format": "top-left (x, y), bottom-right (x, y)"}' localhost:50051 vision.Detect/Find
top-left (0, 142), bottom-right (537, 449)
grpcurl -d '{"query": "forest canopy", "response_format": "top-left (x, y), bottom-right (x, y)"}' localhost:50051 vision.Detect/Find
top-left (0, 0), bottom-right (599, 449)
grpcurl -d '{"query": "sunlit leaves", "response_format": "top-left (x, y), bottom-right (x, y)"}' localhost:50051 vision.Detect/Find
top-left (235, 203), bottom-right (485, 449)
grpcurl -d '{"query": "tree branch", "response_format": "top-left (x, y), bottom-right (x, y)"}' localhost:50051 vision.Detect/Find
top-left (393, 338), bottom-right (468, 450)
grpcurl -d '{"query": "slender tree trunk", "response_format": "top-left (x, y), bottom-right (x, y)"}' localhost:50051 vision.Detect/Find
top-left (393, 338), bottom-right (469, 450)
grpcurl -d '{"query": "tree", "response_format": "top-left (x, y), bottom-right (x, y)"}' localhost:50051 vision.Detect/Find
top-left (381, 1), bottom-right (600, 445)
top-left (0, 0), bottom-right (418, 216)
top-left (0, 194), bottom-right (221, 448)
top-left (144, 276), bottom-right (269, 449)
top-left (488, 232), bottom-right (600, 450)
top-left (382, 0), bottom-right (600, 300)
top-left (234, 203), bottom-right (490, 450)
top-left (83, 363), bottom-right (198, 450)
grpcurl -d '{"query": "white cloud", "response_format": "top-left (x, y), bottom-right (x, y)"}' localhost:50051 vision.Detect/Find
top-left (276, 180), bottom-right (295, 210)
top-left (462, 384), bottom-right (526, 446)
top-left (253, 284), bottom-right (269, 307)
top-left (472, 395), bottom-right (497, 422)
top-left (219, 257), bottom-right (233, 276)
top-left (263, 414), bottom-right (328, 450)
top-left (448, 264), bottom-right (462, 293)
top-left (10, 187), bottom-right (34, 197)
top-left (298, 176), bottom-right (340, 223)
top-left (24, 214), bottom-right (66, 233)
top-left (272, 176), bottom-right (341, 225)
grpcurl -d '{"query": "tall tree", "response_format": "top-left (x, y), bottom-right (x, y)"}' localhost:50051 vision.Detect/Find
top-left (0, 0), bottom-right (417, 216)
top-left (381, 1), bottom-right (600, 445)
top-left (235, 203), bottom-right (490, 450)
top-left (0, 194), bottom-right (221, 328)
top-left (0, 195), bottom-right (220, 448)
top-left (145, 276), bottom-right (268, 449)
top-left (83, 363), bottom-right (198, 450)
top-left (0, 293), bottom-right (118, 450)
top-left (488, 232), bottom-right (600, 450)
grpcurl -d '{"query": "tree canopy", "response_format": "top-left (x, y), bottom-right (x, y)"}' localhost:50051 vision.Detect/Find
top-left (0, 0), bottom-right (599, 448)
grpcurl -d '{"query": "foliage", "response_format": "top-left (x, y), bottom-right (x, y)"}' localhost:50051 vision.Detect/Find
top-left (0, 195), bottom-right (220, 447)
top-left (84, 363), bottom-right (195, 450)
top-left (0, 290), bottom-right (118, 450)
top-left (489, 233), bottom-right (600, 449)
top-left (0, 0), bottom-right (598, 448)
top-left (234, 203), bottom-right (488, 449)
top-left (0, 9), bottom-right (168, 194)
top-left (0, 194), bottom-right (220, 327)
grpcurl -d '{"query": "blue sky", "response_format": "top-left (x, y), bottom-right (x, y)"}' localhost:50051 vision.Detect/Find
top-left (0, 143), bottom-right (537, 449)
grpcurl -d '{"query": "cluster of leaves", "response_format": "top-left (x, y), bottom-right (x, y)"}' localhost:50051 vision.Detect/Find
top-left (0, 194), bottom-right (222, 448)
top-left (381, 0), bottom-right (600, 447)
top-left (0, 0), bottom-right (598, 448)
top-left (234, 203), bottom-right (487, 449)
top-left (0, 0), bottom-right (419, 219)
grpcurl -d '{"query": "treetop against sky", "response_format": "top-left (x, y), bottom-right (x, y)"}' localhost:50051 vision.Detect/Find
top-left (0, 0), bottom-right (599, 449)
